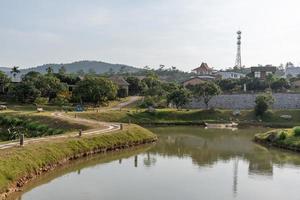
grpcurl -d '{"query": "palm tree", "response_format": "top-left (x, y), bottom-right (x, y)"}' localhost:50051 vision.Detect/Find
top-left (266, 74), bottom-right (275, 89)
top-left (46, 66), bottom-right (53, 75)
top-left (10, 66), bottom-right (20, 78)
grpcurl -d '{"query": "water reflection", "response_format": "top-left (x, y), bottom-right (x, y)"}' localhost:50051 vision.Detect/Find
top-left (11, 127), bottom-right (300, 200)
top-left (146, 126), bottom-right (300, 197)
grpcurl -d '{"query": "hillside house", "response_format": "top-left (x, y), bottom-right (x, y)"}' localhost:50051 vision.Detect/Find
top-left (217, 71), bottom-right (245, 79)
top-left (285, 67), bottom-right (300, 78)
top-left (182, 76), bottom-right (215, 87)
top-left (250, 66), bottom-right (276, 79)
top-left (192, 63), bottom-right (213, 75)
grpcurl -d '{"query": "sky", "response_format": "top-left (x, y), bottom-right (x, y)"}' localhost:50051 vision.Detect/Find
top-left (1, 0), bottom-right (300, 71)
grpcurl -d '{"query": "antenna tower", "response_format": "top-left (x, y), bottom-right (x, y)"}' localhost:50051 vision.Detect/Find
top-left (235, 31), bottom-right (242, 68)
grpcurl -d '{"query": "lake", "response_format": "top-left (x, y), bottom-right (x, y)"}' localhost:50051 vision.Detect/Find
top-left (9, 126), bottom-right (300, 200)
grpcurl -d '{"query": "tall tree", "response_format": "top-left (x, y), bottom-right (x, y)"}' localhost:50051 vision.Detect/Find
top-left (255, 93), bottom-right (274, 116)
top-left (126, 76), bottom-right (143, 95)
top-left (46, 66), bottom-right (53, 75)
top-left (167, 88), bottom-right (191, 110)
top-left (188, 82), bottom-right (221, 109)
top-left (73, 77), bottom-right (118, 105)
top-left (58, 66), bottom-right (67, 75)
top-left (0, 71), bottom-right (11, 94)
top-left (10, 66), bottom-right (20, 78)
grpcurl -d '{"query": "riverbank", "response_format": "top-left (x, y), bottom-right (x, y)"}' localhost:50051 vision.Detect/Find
top-left (254, 128), bottom-right (300, 152)
top-left (71, 109), bottom-right (300, 128)
top-left (0, 124), bottom-right (157, 199)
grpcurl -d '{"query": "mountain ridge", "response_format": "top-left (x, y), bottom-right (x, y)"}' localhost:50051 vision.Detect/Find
top-left (0, 60), bottom-right (141, 76)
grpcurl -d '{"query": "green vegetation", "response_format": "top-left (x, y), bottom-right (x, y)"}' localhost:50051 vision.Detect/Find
top-left (254, 93), bottom-right (274, 116)
top-left (0, 112), bottom-right (90, 141)
top-left (255, 127), bottom-right (300, 151)
top-left (0, 125), bottom-right (157, 194)
top-left (167, 88), bottom-right (191, 110)
top-left (73, 76), bottom-right (118, 106)
top-left (72, 108), bottom-right (300, 127)
top-left (187, 82), bottom-right (221, 109)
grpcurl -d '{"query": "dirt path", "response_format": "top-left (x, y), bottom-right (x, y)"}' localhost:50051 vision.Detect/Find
top-left (0, 112), bottom-right (120, 150)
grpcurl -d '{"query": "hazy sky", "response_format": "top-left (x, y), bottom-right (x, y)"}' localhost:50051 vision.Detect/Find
top-left (1, 0), bottom-right (300, 71)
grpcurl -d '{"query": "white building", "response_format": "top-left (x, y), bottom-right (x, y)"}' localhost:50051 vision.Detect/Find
top-left (216, 71), bottom-right (245, 79)
top-left (285, 67), bottom-right (300, 78)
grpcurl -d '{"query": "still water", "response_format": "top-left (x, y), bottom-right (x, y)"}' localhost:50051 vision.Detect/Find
top-left (10, 126), bottom-right (300, 200)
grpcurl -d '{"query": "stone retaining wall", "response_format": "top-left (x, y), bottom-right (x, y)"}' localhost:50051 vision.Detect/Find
top-left (188, 93), bottom-right (300, 109)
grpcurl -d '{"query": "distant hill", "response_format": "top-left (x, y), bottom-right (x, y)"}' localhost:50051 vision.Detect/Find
top-left (1, 60), bottom-right (140, 77)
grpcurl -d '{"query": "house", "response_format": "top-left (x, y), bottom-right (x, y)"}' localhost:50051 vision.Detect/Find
top-left (216, 71), bottom-right (245, 79)
top-left (182, 76), bottom-right (215, 87)
top-left (250, 66), bottom-right (277, 79)
top-left (192, 63), bottom-right (213, 75)
top-left (109, 76), bottom-right (129, 97)
top-left (285, 67), bottom-right (300, 78)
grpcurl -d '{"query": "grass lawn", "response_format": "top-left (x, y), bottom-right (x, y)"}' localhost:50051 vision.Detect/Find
top-left (0, 124), bottom-right (157, 195)
top-left (255, 127), bottom-right (300, 151)
top-left (71, 108), bottom-right (300, 127)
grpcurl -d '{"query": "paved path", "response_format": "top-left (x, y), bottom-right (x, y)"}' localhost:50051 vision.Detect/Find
top-left (0, 112), bottom-right (120, 150)
top-left (110, 96), bottom-right (142, 110)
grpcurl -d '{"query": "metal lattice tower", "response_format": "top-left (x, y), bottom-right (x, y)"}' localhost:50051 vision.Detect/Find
top-left (235, 31), bottom-right (242, 68)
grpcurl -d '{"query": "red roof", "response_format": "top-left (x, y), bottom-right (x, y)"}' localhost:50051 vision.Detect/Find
top-left (192, 63), bottom-right (212, 72)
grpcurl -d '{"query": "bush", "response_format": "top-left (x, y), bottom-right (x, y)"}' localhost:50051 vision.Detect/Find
top-left (293, 127), bottom-right (300, 136)
top-left (254, 93), bottom-right (274, 116)
top-left (53, 129), bottom-right (64, 135)
top-left (36, 124), bottom-right (49, 132)
top-left (278, 130), bottom-right (287, 140)
top-left (47, 128), bottom-right (55, 135)
top-left (25, 122), bottom-right (39, 130)
top-left (34, 97), bottom-right (49, 105)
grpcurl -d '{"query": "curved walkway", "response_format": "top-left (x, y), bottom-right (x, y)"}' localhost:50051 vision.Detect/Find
top-left (0, 112), bottom-right (121, 150)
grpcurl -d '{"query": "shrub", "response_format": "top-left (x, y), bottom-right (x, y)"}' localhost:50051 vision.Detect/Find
top-left (278, 130), bottom-right (287, 140)
top-left (11, 118), bottom-right (23, 126)
top-left (254, 93), bottom-right (274, 116)
top-left (47, 128), bottom-right (55, 135)
top-left (36, 124), bottom-right (49, 132)
top-left (25, 122), bottom-right (39, 130)
top-left (34, 97), bottom-right (49, 105)
top-left (293, 127), bottom-right (300, 136)
top-left (53, 129), bottom-right (64, 135)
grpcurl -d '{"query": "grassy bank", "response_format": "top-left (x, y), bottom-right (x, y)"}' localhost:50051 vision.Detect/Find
top-left (71, 109), bottom-right (300, 128)
top-left (0, 124), bottom-right (157, 198)
top-left (254, 128), bottom-right (300, 151)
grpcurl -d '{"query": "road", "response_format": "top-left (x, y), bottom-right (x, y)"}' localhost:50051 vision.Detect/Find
top-left (110, 96), bottom-right (142, 110)
top-left (0, 96), bottom-right (142, 150)
top-left (0, 112), bottom-right (120, 150)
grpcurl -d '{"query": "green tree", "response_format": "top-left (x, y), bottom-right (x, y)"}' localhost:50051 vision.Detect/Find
top-left (266, 74), bottom-right (275, 89)
top-left (10, 66), bottom-right (20, 78)
top-left (188, 82), bottom-right (221, 109)
top-left (271, 78), bottom-right (290, 92)
top-left (167, 88), bottom-right (191, 110)
top-left (73, 77), bottom-right (118, 105)
top-left (254, 93), bottom-right (274, 116)
top-left (0, 71), bottom-right (11, 94)
top-left (126, 76), bottom-right (143, 95)
top-left (22, 72), bottom-right (67, 101)
top-left (76, 69), bottom-right (85, 77)
top-left (46, 66), bottom-right (53, 75)
top-left (141, 76), bottom-right (163, 97)
top-left (58, 66), bottom-right (67, 75)
top-left (10, 81), bottom-right (41, 103)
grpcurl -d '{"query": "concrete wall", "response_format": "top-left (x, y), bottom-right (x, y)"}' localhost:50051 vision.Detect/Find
top-left (188, 93), bottom-right (300, 109)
